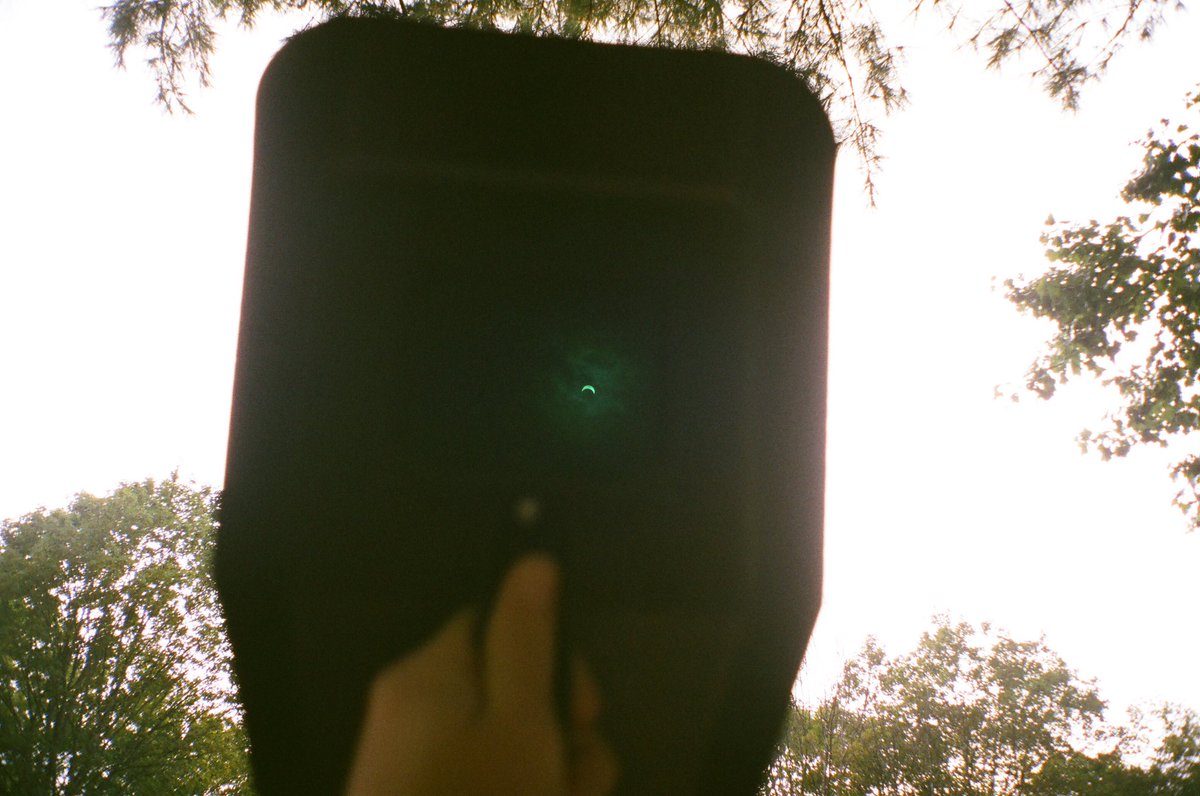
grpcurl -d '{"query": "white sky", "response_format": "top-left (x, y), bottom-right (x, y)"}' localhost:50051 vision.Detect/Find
top-left (2, 0), bottom-right (1198, 721)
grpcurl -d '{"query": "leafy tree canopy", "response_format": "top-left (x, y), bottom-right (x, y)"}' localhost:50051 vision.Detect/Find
top-left (1007, 87), bottom-right (1200, 529)
top-left (765, 617), bottom-right (1106, 795)
top-left (1153, 704), bottom-right (1200, 794)
top-left (101, 0), bottom-right (1179, 194)
top-left (0, 476), bottom-right (252, 794)
top-left (763, 616), bottom-right (1200, 796)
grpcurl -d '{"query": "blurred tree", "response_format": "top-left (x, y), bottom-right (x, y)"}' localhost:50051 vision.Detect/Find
top-left (764, 638), bottom-right (898, 794)
top-left (99, 0), bottom-right (1178, 196)
top-left (1028, 749), bottom-right (1161, 795)
top-left (1006, 87), bottom-right (1200, 529)
top-left (1153, 705), bottom-right (1200, 794)
top-left (762, 617), bottom-right (1112, 795)
top-left (0, 477), bottom-right (252, 794)
top-left (1026, 704), bottom-right (1200, 794)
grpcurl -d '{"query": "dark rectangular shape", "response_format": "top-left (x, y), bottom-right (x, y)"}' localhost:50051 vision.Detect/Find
top-left (217, 17), bottom-right (833, 795)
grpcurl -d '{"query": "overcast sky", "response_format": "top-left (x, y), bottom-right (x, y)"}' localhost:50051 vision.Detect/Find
top-left (1, 1), bottom-right (1198, 719)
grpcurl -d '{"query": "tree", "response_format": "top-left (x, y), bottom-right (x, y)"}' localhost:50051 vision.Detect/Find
top-left (99, 0), bottom-right (1179, 195)
top-left (765, 638), bottom-right (899, 795)
top-left (764, 617), bottom-right (1112, 795)
top-left (1028, 749), bottom-right (1161, 796)
top-left (0, 477), bottom-right (252, 794)
top-left (1006, 87), bottom-right (1200, 529)
top-left (1026, 705), bottom-right (1200, 795)
top-left (1152, 704), bottom-right (1200, 794)
top-left (764, 620), bottom-right (1200, 794)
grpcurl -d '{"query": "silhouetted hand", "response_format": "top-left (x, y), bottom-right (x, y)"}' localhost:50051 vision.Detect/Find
top-left (344, 556), bottom-right (619, 796)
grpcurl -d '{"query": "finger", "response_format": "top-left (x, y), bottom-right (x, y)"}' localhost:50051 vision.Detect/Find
top-left (347, 609), bottom-right (482, 796)
top-left (570, 656), bottom-right (603, 733)
top-left (369, 608), bottom-right (479, 711)
top-left (568, 660), bottom-right (617, 796)
top-left (483, 555), bottom-right (560, 719)
top-left (570, 730), bottom-right (620, 796)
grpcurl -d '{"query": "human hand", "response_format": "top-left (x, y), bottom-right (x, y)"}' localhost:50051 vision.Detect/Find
top-left (344, 556), bottom-right (619, 796)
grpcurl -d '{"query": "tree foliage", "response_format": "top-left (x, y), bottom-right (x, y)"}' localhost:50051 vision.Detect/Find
top-left (760, 617), bottom-right (1200, 796)
top-left (99, 0), bottom-right (1178, 194)
top-left (0, 477), bottom-right (252, 794)
top-left (1028, 749), bottom-right (1160, 796)
top-left (1007, 87), bottom-right (1200, 528)
top-left (1154, 705), bottom-right (1200, 794)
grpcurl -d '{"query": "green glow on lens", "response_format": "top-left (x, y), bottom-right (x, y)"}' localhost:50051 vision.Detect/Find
top-left (581, 384), bottom-right (596, 394)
